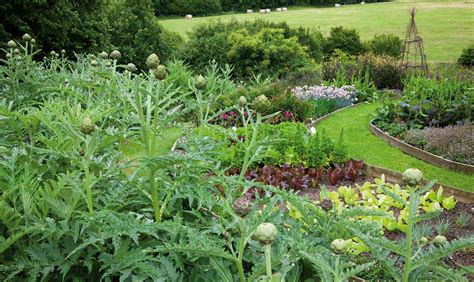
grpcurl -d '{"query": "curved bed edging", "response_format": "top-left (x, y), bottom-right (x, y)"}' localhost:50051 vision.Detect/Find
top-left (369, 121), bottom-right (474, 175)
top-left (363, 164), bottom-right (473, 203)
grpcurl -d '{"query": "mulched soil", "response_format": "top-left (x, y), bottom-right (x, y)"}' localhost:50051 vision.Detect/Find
top-left (235, 165), bottom-right (473, 268)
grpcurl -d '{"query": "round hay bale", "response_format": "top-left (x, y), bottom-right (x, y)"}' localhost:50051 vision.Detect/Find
top-left (276, 8), bottom-right (282, 12)
top-left (265, 8), bottom-right (271, 13)
top-left (282, 7), bottom-right (288, 11)
top-left (247, 9), bottom-right (253, 13)
top-left (335, 3), bottom-right (341, 7)
top-left (185, 14), bottom-right (193, 19)
top-left (259, 9), bottom-right (266, 14)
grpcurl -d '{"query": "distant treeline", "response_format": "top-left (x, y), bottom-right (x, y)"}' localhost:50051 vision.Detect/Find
top-left (153, 0), bottom-right (388, 16)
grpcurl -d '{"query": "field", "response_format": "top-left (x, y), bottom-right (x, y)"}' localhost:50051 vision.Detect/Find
top-left (160, 2), bottom-right (474, 63)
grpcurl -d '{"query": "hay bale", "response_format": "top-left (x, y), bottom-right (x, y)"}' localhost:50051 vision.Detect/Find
top-left (185, 14), bottom-right (193, 19)
top-left (247, 9), bottom-right (253, 13)
top-left (259, 9), bottom-right (266, 14)
top-left (276, 8), bottom-right (282, 12)
top-left (265, 8), bottom-right (271, 13)
top-left (282, 7), bottom-right (288, 11)
top-left (361, 1), bottom-right (365, 4)
top-left (335, 3), bottom-right (341, 7)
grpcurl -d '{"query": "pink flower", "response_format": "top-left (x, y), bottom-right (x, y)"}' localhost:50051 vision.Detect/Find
top-left (229, 111), bottom-right (236, 116)
top-left (244, 111), bottom-right (248, 117)
top-left (284, 111), bottom-right (291, 118)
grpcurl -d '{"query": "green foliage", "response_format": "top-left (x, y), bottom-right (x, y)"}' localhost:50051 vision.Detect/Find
top-left (183, 19), bottom-right (323, 80)
top-left (323, 26), bottom-right (366, 58)
top-left (0, 0), bottom-right (111, 56)
top-left (167, 0), bottom-right (223, 16)
top-left (457, 45), bottom-right (474, 67)
top-left (107, 0), bottom-right (183, 69)
top-left (367, 33), bottom-right (403, 58)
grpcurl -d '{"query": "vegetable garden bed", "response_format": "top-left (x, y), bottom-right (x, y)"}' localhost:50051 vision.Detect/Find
top-left (369, 120), bottom-right (474, 175)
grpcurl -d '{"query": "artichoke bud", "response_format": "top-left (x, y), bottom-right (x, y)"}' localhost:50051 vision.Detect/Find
top-left (319, 199), bottom-right (333, 212)
top-left (22, 33), bottom-right (32, 41)
top-left (13, 48), bottom-right (20, 55)
top-left (239, 96), bottom-right (248, 106)
top-left (432, 235), bottom-right (447, 246)
top-left (232, 197), bottom-right (251, 217)
top-left (146, 53), bottom-right (160, 69)
top-left (61, 49), bottom-right (66, 55)
top-left (7, 40), bottom-right (16, 48)
top-left (80, 117), bottom-right (95, 135)
top-left (402, 168), bottom-right (423, 186)
top-left (110, 50), bottom-right (121, 59)
top-left (194, 75), bottom-right (207, 90)
top-left (420, 236), bottom-right (428, 244)
top-left (91, 60), bottom-right (99, 67)
top-left (98, 51), bottom-right (108, 59)
top-left (30, 39), bottom-right (36, 44)
top-left (126, 63), bottom-right (137, 72)
top-left (331, 239), bottom-right (348, 254)
top-left (153, 65), bottom-right (167, 80)
top-left (50, 51), bottom-right (56, 56)
top-left (253, 223), bottom-right (278, 245)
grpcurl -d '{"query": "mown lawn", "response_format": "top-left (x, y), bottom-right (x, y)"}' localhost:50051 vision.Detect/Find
top-left (315, 103), bottom-right (474, 192)
top-left (159, 2), bottom-right (474, 63)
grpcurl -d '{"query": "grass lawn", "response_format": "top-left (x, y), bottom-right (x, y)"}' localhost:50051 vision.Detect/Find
top-left (159, 2), bottom-right (474, 63)
top-left (315, 103), bottom-right (474, 192)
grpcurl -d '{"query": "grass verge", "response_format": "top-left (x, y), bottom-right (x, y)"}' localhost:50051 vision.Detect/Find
top-left (315, 103), bottom-right (474, 192)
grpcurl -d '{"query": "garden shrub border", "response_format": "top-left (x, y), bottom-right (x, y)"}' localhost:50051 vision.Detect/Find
top-left (368, 121), bottom-right (474, 175)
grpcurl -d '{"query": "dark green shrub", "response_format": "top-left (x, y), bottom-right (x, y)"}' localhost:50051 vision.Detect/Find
top-left (457, 45), bottom-right (474, 67)
top-left (107, 0), bottom-right (183, 69)
top-left (227, 28), bottom-right (314, 79)
top-left (358, 53), bottom-right (404, 90)
top-left (183, 20), bottom-right (323, 79)
top-left (323, 26), bottom-right (366, 58)
top-left (280, 66), bottom-right (322, 87)
top-left (0, 0), bottom-right (111, 56)
top-left (367, 34), bottom-right (402, 58)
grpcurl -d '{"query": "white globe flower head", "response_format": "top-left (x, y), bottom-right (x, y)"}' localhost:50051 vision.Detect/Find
top-left (310, 127), bottom-right (316, 135)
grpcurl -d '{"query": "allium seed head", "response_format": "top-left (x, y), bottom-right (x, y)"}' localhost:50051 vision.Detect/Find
top-left (146, 53), bottom-right (160, 69)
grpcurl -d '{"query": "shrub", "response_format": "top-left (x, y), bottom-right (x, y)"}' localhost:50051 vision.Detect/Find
top-left (457, 45), bottom-right (474, 67)
top-left (323, 52), bottom-right (404, 90)
top-left (0, 1), bottom-right (111, 56)
top-left (358, 53), bottom-right (404, 89)
top-left (108, 0), bottom-right (183, 69)
top-left (404, 125), bottom-right (474, 165)
top-left (227, 28), bottom-right (314, 79)
top-left (279, 66), bottom-right (322, 87)
top-left (367, 34), bottom-right (403, 58)
top-left (183, 20), bottom-right (323, 79)
top-left (323, 26), bottom-right (366, 58)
